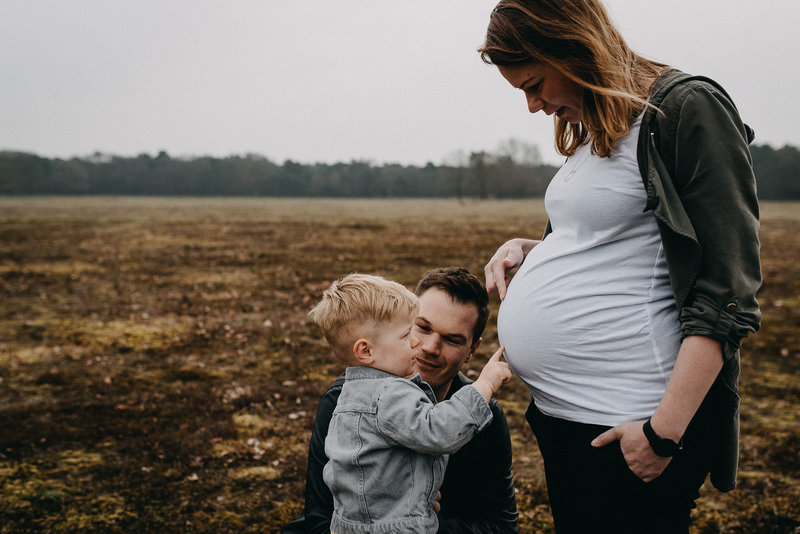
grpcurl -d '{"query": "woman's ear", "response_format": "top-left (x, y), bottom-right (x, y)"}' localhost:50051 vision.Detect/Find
top-left (352, 338), bottom-right (374, 365)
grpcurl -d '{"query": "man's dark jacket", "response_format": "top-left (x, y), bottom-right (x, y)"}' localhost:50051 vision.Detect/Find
top-left (282, 372), bottom-right (519, 533)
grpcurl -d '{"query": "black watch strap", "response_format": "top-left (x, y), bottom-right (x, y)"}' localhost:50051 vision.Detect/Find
top-left (642, 418), bottom-right (683, 457)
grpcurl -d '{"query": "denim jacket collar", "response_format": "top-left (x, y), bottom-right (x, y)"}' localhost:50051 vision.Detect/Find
top-left (344, 366), bottom-right (437, 403)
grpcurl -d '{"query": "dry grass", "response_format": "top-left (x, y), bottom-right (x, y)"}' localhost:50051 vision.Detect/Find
top-left (0, 197), bottom-right (798, 533)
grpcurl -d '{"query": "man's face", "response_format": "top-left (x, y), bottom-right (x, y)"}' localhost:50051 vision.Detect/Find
top-left (410, 288), bottom-right (481, 401)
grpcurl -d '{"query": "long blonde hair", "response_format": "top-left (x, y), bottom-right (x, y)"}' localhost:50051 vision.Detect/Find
top-left (479, 0), bottom-right (667, 158)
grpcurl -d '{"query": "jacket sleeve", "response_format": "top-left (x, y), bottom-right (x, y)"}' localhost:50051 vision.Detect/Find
top-left (437, 399), bottom-right (519, 533)
top-left (281, 379), bottom-right (342, 534)
top-left (668, 82), bottom-right (762, 360)
top-left (376, 380), bottom-right (493, 455)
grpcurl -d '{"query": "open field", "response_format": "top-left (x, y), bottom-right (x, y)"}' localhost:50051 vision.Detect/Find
top-left (1, 197), bottom-right (798, 533)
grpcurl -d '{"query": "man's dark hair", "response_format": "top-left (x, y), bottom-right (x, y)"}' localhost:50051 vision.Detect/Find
top-left (415, 266), bottom-right (490, 345)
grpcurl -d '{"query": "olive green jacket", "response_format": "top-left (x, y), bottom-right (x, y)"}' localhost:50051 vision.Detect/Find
top-left (636, 70), bottom-right (761, 492)
top-left (541, 70), bottom-right (762, 492)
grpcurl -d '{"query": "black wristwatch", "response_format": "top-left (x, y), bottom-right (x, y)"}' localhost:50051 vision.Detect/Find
top-left (642, 418), bottom-right (683, 457)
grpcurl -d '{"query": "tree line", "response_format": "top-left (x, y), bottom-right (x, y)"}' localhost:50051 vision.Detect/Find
top-left (0, 142), bottom-right (797, 199)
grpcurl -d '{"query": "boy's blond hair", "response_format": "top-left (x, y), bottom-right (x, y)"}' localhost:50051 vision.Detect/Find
top-left (308, 273), bottom-right (419, 362)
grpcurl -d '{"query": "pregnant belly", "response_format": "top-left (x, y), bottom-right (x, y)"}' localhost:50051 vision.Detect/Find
top-left (495, 249), bottom-right (680, 424)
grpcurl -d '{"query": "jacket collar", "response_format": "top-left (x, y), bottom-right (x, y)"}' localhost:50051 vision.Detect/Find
top-left (344, 366), bottom-right (437, 403)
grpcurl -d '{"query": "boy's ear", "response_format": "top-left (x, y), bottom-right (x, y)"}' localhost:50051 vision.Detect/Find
top-left (352, 338), bottom-right (374, 365)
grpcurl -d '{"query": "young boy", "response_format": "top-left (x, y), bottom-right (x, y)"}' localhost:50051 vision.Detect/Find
top-left (308, 273), bottom-right (512, 534)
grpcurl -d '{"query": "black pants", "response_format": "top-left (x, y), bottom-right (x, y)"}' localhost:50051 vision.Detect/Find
top-left (526, 401), bottom-right (713, 534)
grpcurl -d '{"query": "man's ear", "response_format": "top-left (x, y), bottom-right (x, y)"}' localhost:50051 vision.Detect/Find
top-left (465, 337), bottom-right (482, 363)
top-left (352, 339), bottom-right (374, 365)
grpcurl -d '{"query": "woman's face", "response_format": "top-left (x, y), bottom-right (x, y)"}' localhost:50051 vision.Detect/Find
top-left (497, 62), bottom-right (584, 124)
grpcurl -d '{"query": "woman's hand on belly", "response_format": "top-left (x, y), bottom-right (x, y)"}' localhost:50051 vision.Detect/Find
top-left (591, 422), bottom-right (671, 483)
top-left (484, 238), bottom-right (541, 299)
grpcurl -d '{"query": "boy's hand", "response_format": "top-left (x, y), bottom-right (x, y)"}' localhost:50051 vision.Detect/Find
top-left (473, 346), bottom-right (512, 402)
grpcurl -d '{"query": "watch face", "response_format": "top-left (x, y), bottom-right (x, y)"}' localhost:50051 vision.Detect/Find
top-left (654, 438), bottom-right (679, 457)
top-left (643, 419), bottom-right (682, 457)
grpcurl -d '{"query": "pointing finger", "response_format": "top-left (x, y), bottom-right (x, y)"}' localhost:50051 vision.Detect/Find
top-left (489, 346), bottom-right (506, 362)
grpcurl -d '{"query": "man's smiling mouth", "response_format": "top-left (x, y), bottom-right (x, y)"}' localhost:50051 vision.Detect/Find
top-left (413, 357), bottom-right (441, 369)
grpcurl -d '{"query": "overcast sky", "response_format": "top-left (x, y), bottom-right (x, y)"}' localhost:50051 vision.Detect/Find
top-left (1, 1), bottom-right (798, 166)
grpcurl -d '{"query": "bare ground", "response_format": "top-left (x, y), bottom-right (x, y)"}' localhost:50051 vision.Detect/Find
top-left (0, 197), bottom-right (798, 533)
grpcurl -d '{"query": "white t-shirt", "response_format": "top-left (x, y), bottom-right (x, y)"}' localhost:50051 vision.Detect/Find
top-left (497, 114), bottom-right (681, 426)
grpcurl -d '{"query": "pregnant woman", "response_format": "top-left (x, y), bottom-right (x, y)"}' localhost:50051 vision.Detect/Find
top-left (480, 1), bottom-right (761, 532)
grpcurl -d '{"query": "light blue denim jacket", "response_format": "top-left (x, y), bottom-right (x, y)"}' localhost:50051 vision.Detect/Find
top-left (323, 366), bottom-right (494, 534)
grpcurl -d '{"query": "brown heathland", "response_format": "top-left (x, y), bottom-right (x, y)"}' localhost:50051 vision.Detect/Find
top-left (0, 197), bottom-right (798, 533)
